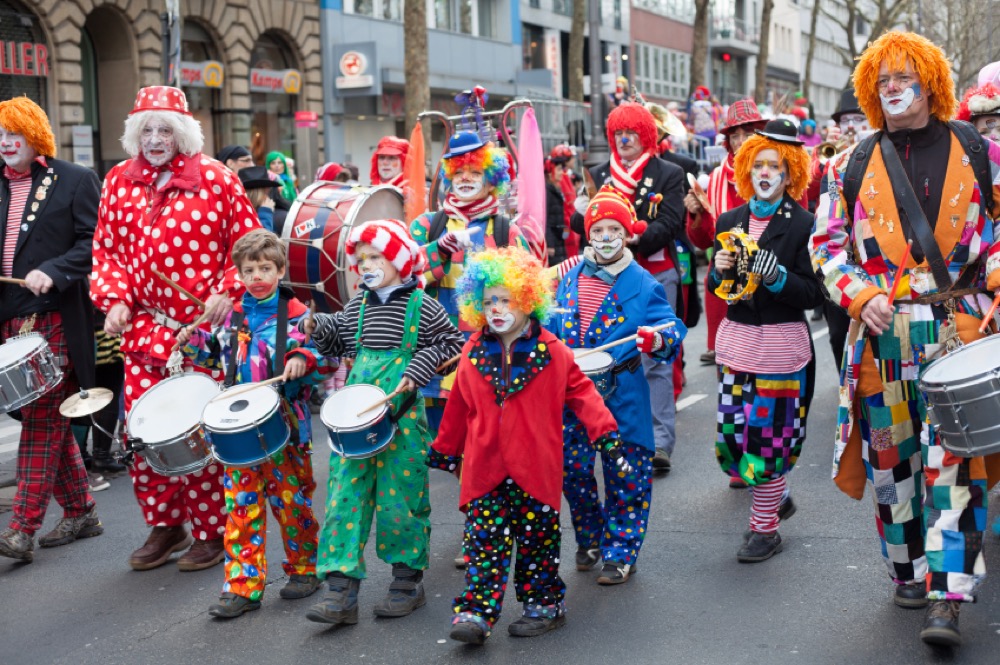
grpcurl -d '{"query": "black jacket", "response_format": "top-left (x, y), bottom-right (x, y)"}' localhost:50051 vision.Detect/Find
top-left (710, 195), bottom-right (824, 326)
top-left (661, 150), bottom-right (699, 192)
top-left (545, 180), bottom-right (567, 264)
top-left (0, 158), bottom-right (99, 389)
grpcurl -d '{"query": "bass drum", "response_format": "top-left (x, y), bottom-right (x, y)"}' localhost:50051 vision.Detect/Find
top-left (281, 183), bottom-right (405, 312)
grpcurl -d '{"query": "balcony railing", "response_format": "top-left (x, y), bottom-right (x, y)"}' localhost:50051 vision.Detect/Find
top-left (711, 16), bottom-right (759, 44)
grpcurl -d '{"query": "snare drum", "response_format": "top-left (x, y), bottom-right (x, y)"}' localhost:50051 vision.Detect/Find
top-left (0, 333), bottom-right (63, 412)
top-left (126, 373), bottom-right (220, 476)
top-left (282, 183), bottom-right (405, 312)
top-left (573, 349), bottom-right (617, 399)
top-left (202, 385), bottom-right (290, 467)
top-left (920, 335), bottom-right (1000, 457)
top-left (320, 384), bottom-right (396, 459)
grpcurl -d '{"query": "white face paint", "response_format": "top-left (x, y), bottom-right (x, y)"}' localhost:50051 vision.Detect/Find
top-left (838, 113), bottom-right (870, 144)
top-left (592, 237), bottom-right (624, 260)
top-left (588, 220), bottom-right (628, 262)
top-left (0, 129), bottom-right (38, 173)
top-left (750, 149), bottom-right (787, 202)
top-left (880, 86), bottom-right (916, 117)
top-left (377, 155), bottom-right (402, 182)
top-left (361, 269), bottom-right (385, 288)
top-left (974, 115), bottom-right (1000, 142)
top-left (356, 243), bottom-right (402, 290)
top-left (752, 173), bottom-right (784, 201)
top-left (452, 167), bottom-right (486, 200)
top-left (482, 286), bottom-right (526, 336)
top-left (140, 119), bottom-right (178, 167)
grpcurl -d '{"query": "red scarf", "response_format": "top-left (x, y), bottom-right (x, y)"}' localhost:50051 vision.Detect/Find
top-left (441, 192), bottom-right (499, 225)
top-left (610, 150), bottom-right (651, 197)
top-left (708, 155), bottom-right (740, 217)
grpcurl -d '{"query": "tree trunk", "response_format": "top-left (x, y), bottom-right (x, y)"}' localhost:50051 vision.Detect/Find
top-left (753, 0), bottom-right (775, 104)
top-left (803, 0), bottom-right (822, 98)
top-left (690, 0), bottom-right (711, 97)
top-left (404, 0), bottom-right (430, 151)
top-left (568, 0), bottom-right (585, 101)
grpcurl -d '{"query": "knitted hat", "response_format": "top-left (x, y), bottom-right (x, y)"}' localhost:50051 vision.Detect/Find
top-left (130, 86), bottom-right (191, 116)
top-left (0, 96), bottom-right (56, 157)
top-left (957, 83), bottom-right (1000, 121)
top-left (584, 185), bottom-right (648, 237)
top-left (315, 162), bottom-right (345, 182)
top-left (345, 218), bottom-right (425, 281)
top-left (606, 102), bottom-right (658, 154)
top-left (369, 136), bottom-right (410, 184)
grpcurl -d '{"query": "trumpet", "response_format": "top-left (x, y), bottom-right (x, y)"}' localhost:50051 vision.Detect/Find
top-left (816, 141), bottom-right (841, 161)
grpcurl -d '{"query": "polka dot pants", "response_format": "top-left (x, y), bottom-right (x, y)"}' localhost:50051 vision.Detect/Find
top-left (124, 357), bottom-right (226, 541)
top-left (455, 478), bottom-right (565, 627)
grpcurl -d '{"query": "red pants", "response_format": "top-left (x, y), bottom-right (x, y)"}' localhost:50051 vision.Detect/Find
top-left (123, 356), bottom-right (225, 541)
top-left (704, 276), bottom-right (727, 352)
top-left (2, 313), bottom-right (93, 535)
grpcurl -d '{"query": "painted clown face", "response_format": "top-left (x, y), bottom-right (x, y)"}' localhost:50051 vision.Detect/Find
top-left (140, 118), bottom-right (178, 167)
top-left (0, 128), bottom-right (38, 173)
top-left (838, 113), bottom-right (870, 144)
top-left (356, 243), bottom-right (402, 290)
top-left (452, 166), bottom-right (487, 201)
top-left (877, 60), bottom-right (929, 130)
top-left (974, 114), bottom-right (1000, 142)
top-left (482, 286), bottom-right (528, 337)
top-left (750, 148), bottom-right (788, 203)
top-left (589, 219), bottom-right (628, 263)
top-left (614, 129), bottom-right (643, 162)
top-left (377, 154), bottom-right (402, 182)
top-left (239, 258), bottom-right (285, 301)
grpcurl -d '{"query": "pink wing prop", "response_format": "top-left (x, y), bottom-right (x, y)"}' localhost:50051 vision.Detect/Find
top-left (514, 107), bottom-right (548, 262)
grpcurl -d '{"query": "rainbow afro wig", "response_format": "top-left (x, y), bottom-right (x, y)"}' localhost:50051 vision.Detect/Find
top-left (456, 246), bottom-right (553, 329)
top-left (0, 96), bottom-right (56, 158)
top-left (852, 31), bottom-right (956, 130)
top-left (733, 134), bottom-right (812, 202)
top-left (440, 141), bottom-right (511, 197)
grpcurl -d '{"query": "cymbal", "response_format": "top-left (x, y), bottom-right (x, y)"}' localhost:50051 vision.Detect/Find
top-left (59, 388), bottom-right (114, 418)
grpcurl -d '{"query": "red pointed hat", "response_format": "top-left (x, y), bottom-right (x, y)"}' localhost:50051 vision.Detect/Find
top-left (129, 86), bottom-right (191, 115)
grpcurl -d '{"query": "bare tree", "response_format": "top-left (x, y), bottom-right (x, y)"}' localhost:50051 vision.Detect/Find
top-left (568, 0), bottom-right (586, 101)
top-left (802, 0), bottom-right (823, 97)
top-left (404, 0), bottom-right (429, 150)
top-left (822, 0), bottom-right (915, 79)
top-left (754, 0), bottom-right (775, 103)
top-left (919, 0), bottom-right (1000, 91)
top-left (689, 0), bottom-right (711, 97)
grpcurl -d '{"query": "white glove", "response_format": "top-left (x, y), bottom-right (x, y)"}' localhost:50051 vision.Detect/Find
top-left (574, 193), bottom-right (590, 216)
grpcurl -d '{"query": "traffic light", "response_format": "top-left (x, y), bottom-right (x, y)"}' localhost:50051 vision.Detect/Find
top-left (720, 52), bottom-right (732, 63)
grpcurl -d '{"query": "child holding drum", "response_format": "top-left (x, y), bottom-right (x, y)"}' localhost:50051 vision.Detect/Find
top-left (429, 246), bottom-right (629, 645)
top-left (175, 229), bottom-right (333, 618)
top-left (299, 218), bottom-right (464, 626)
top-left (549, 186), bottom-right (686, 585)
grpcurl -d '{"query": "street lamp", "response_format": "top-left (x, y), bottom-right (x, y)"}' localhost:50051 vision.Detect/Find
top-left (161, 0), bottom-right (182, 86)
top-left (587, 0), bottom-right (609, 166)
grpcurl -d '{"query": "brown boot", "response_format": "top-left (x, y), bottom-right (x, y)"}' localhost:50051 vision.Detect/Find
top-left (177, 537), bottom-right (224, 571)
top-left (129, 526), bottom-right (192, 571)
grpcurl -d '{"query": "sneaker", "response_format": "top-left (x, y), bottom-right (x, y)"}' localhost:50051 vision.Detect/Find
top-left (651, 449), bottom-right (671, 474)
top-left (454, 550), bottom-right (467, 569)
top-left (508, 602), bottom-right (566, 637)
top-left (87, 471), bottom-right (110, 492)
top-left (280, 574), bottom-right (322, 600)
top-left (0, 527), bottom-right (34, 562)
top-left (450, 614), bottom-right (491, 644)
top-left (305, 574), bottom-right (360, 625)
top-left (737, 532), bottom-right (782, 562)
top-left (208, 592), bottom-right (261, 619)
top-left (777, 495), bottom-right (796, 521)
top-left (894, 582), bottom-right (928, 609)
top-left (129, 526), bottom-right (192, 571)
top-left (38, 507), bottom-right (104, 548)
top-left (597, 560), bottom-right (635, 585)
top-left (920, 601), bottom-right (961, 647)
top-left (575, 546), bottom-right (601, 571)
top-left (729, 476), bottom-right (748, 489)
top-left (699, 350), bottom-right (716, 365)
top-left (373, 564), bottom-right (426, 618)
top-left (177, 537), bottom-right (225, 571)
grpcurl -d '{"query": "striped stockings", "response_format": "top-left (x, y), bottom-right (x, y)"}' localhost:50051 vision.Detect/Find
top-left (749, 476), bottom-right (787, 534)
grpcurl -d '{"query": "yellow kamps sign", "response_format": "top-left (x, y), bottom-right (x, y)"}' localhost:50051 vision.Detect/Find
top-left (283, 70), bottom-right (302, 95)
top-left (203, 61), bottom-right (224, 88)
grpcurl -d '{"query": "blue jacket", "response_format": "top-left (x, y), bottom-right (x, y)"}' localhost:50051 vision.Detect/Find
top-left (551, 259), bottom-right (686, 450)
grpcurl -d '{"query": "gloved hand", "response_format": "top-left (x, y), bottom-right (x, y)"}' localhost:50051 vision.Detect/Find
top-left (636, 327), bottom-right (665, 354)
top-left (574, 193), bottom-right (590, 216)
top-left (598, 434), bottom-right (633, 474)
top-left (751, 248), bottom-right (781, 285)
top-left (438, 229), bottom-right (476, 256)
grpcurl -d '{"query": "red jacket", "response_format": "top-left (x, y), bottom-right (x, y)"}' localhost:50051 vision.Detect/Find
top-left (433, 323), bottom-right (617, 509)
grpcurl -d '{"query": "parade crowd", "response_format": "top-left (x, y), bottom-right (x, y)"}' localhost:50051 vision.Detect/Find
top-left (3, 29), bottom-right (1000, 651)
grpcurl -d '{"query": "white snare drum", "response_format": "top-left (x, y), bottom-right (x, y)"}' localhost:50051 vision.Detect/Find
top-left (572, 349), bottom-right (616, 399)
top-left (0, 333), bottom-right (63, 412)
top-left (202, 385), bottom-right (290, 467)
top-left (920, 335), bottom-right (1000, 457)
top-left (126, 373), bottom-right (220, 476)
top-left (321, 384), bottom-right (397, 459)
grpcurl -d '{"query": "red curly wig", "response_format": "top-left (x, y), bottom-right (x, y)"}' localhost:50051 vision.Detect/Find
top-left (853, 31), bottom-right (956, 130)
top-left (733, 135), bottom-right (812, 202)
top-left (606, 102), bottom-right (658, 155)
top-left (0, 96), bottom-right (56, 158)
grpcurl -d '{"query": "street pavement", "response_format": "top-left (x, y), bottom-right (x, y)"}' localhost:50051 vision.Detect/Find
top-left (1, 312), bottom-right (998, 665)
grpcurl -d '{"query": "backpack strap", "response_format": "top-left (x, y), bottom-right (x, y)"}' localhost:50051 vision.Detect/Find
top-left (427, 210), bottom-right (449, 243)
top-left (492, 214), bottom-right (510, 248)
top-left (948, 120), bottom-right (995, 213)
top-left (842, 132), bottom-right (880, 222)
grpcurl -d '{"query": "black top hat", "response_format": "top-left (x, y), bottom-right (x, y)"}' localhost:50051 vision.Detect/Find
top-left (755, 118), bottom-right (804, 145)
top-left (831, 88), bottom-right (862, 123)
top-left (238, 166), bottom-right (277, 190)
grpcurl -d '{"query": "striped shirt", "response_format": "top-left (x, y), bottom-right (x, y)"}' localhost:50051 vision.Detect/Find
top-left (577, 274), bottom-right (613, 339)
top-left (2, 175), bottom-right (32, 277)
top-left (308, 283), bottom-right (464, 387)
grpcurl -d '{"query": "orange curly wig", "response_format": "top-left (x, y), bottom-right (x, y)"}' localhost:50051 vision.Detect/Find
top-left (733, 135), bottom-right (812, 202)
top-left (852, 31), bottom-right (956, 130)
top-left (0, 96), bottom-right (56, 158)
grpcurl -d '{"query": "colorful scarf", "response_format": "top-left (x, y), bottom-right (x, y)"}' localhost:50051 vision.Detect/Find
top-left (441, 192), bottom-right (499, 225)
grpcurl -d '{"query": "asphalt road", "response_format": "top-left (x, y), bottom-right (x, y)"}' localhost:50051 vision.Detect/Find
top-left (1, 313), bottom-right (998, 665)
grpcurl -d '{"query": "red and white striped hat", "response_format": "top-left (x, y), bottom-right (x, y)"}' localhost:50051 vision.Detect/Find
top-left (345, 218), bottom-right (426, 281)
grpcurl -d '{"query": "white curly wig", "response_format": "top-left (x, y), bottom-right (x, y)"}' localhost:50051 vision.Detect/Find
top-left (120, 110), bottom-right (205, 158)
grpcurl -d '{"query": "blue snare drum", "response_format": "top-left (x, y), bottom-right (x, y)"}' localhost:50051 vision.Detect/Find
top-left (321, 384), bottom-right (396, 459)
top-left (202, 385), bottom-right (290, 467)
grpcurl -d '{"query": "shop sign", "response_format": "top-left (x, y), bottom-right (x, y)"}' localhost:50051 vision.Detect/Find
top-left (250, 68), bottom-right (302, 95)
top-left (544, 30), bottom-right (561, 98)
top-left (180, 61), bottom-right (224, 89)
top-left (336, 51), bottom-right (373, 89)
top-left (332, 43), bottom-right (380, 98)
top-left (0, 41), bottom-right (49, 77)
top-left (295, 110), bottom-right (318, 129)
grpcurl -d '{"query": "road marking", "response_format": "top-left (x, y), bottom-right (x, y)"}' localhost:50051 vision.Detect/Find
top-left (812, 327), bottom-right (829, 341)
top-left (0, 441), bottom-right (17, 455)
top-left (676, 393), bottom-right (707, 411)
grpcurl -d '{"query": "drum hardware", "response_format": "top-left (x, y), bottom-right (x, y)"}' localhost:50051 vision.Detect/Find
top-left (0, 331), bottom-right (63, 413)
top-left (573, 322), bottom-right (677, 360)
top-left (58, 388), bottom-right (114, 418)
top-left (151, 268), bottom-right (207, 309)
top-left (18, 313), bottom-right (37, 335)
top-left (714, 229), bottom-right (762, 303)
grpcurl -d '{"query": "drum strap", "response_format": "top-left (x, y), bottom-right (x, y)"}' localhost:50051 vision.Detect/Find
top-left (223, 321), bottom-right (244, 389)
top-left (274, 291), bottom-right (289, 379)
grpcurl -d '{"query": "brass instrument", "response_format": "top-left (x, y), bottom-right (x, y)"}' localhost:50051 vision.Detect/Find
top-left (714, 229), bottom-right (762, 303)
top-left (816, 141), bottom-right (840, 161)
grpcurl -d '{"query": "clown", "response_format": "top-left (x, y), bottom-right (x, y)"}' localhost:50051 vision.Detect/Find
top-left (369, 136), bottom-right (410, 188)
top-left (300, 218), bottom-right (463, 627)
top-left (811, 31), bottom-right (1000, 648)
top-left (957, 82), bottom-right (1000, 142)
top-left (708, 118), bottom-right (823, 563)
top-left (91, 86), bottom-right (260, 572)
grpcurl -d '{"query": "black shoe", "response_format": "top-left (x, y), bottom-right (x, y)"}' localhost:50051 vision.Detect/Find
top-left (737, 532), bottom-right (782, 562)
top-left (92, 451), bottom-right (127, 477)
top-left (508, 604), bottom-right (567, 637)
top-left (575, 546), bottom-right (601, 571)
top-left (208, 592), bottom-right (261, 619)
top-left (305, 574), bottom-right (360, 625)
top-left (894, 582), bottom-right (928, 609)
top-left (778, 495), bottom-right (796, 521)
top-left (280, 574), bottom-right (322, 600)
top-left (597, 560), bottom-right (635, 585)
top-left (729, 477), bottom-right (748, 489)
top-left (920, 601), bottom-right (961, 647)
top-left (699, 350), bottom-right (716, 365)
top-left (651, 449), bottom-right (671, 474)
top-left (373, 564), bottom-right (426, 618)
top-left (450, 618), bottom-right (490, 644)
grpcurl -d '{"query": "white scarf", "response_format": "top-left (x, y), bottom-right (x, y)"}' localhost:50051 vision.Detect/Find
top-left (441, 192), bottom-right (500, 225)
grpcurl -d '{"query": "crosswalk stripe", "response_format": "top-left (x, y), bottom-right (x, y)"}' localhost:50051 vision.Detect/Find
top-left (676, 393), bottom-right (707, 411)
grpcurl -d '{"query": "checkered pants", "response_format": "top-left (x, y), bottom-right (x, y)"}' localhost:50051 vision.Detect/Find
top-left (123, 355), bottom-right (226, 541)
top-left (2, 313), bottom-right (94, 535)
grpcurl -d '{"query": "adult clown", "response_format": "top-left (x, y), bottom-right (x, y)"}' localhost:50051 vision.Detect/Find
top-left (91, 86), bottom-right (260, 571)
top-left (369, 136), bottom-right (410, 189)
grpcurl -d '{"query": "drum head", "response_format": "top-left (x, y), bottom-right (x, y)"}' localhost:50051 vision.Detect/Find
top-left (129, 373), bottom-right (220, 441)
top-left (573, 349), bottom-right (615, 372)
top-left (321, 384), bottom-right (388, 430)
top-left (0, 334), bottom-right (45, 363)
top-left (923, 335), bottom-right (1000, 384)
top-left (203, 386), bottom-right (280, 431)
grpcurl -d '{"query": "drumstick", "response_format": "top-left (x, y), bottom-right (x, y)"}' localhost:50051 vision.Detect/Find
top-left (170, 309), bottom-right (214, 352)
top-left (573, 322), bottom-right (677, 360)
top-left (151, 269), bottom-right (207, 309)
top-left (0, 276), bottom-right (26, 286)
top-left (980, 292), bottom-right (1000, 333)
top-left (435, 353), bottom-right (463, 373)
top-left (215, 376), bottom-right (285, 400)
top-left (355, 354), bottom-right (463, 418)
top-left (886, 240), bottom-right (912, 308)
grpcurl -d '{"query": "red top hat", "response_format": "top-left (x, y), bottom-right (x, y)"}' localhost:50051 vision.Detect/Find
top-left (721, 98), bottom-right (765, 135)
top-left (129, 86), bottom-right (191, 116)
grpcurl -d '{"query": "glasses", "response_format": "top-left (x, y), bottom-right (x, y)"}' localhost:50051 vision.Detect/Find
top-left (877, 74), bottom-right (916, 92)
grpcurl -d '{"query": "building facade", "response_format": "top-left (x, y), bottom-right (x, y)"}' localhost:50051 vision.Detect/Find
top-left (630, 0), bottom-right (694, 105)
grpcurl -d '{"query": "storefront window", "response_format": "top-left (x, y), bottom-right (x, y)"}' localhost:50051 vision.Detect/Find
top-left (181, 21), bottom-right (223, 156)
top-left (0, 3), bottom-right (49, 112)
top-left (345, 0), bottom-right (400, 20)
top-left (250, 32), bottom-right (299, 167)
